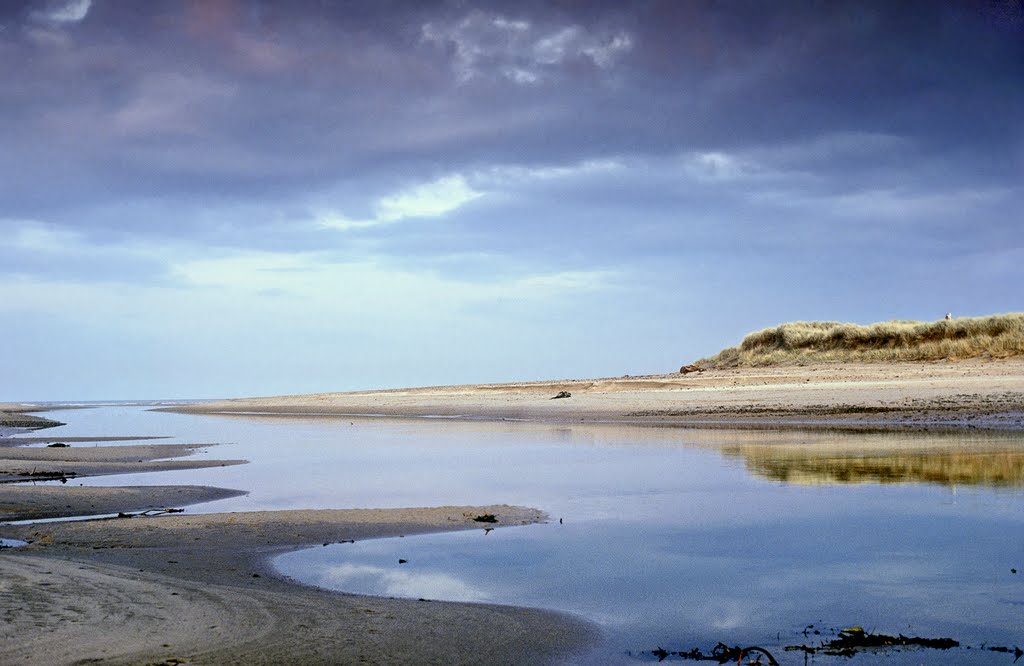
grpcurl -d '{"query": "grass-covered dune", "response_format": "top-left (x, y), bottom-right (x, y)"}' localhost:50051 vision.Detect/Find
top-left (699, 313), bottom-right (1024, 368)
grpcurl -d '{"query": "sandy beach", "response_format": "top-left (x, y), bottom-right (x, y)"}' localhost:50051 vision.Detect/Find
top-left (168, 359), bottom-right (1024, 429)
top-left (3, 359), bottom-right (1023, 664)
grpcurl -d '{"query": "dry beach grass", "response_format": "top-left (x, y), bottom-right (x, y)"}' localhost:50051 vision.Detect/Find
top-left (699, 313), bottom-right (1024, 368)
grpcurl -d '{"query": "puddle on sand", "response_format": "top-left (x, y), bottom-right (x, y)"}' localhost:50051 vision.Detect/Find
top-left (275, 492), bottom-right (1024, 663)
top-left (0, 538), bottom-right (28, 548)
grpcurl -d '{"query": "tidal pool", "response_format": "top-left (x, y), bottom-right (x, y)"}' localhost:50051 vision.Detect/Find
top-left (15, 407), bottom-right (1024, 663)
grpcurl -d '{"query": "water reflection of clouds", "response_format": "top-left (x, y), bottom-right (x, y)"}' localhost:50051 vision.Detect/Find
top-left (321, 563), bottom-right (490, 603)
top-left (701, 599), bottom-right (750, 631)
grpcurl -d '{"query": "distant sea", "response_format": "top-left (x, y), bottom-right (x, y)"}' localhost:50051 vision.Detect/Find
top-left (19, 400), bottom-right (207, 408)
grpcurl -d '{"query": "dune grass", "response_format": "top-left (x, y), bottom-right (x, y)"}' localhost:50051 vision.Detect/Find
top-left (699, 313), bottom-right (1024, 368)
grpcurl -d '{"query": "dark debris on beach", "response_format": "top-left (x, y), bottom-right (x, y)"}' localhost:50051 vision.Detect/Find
top-left (643, 625), bottom-right (1023, 663)
top-left (785, 626), bottom-right (959, 656)
top-left (645, 643), bottom-right (779, 664)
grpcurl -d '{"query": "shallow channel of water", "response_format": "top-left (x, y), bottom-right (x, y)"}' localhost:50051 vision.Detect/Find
top-left (11, 406), bottom-right (1024, 663)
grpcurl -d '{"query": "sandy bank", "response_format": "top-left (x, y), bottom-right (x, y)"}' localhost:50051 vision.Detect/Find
top-left (0, 442), bottom-right (247, 483)
top-left (167, 359), bottom-right (1024, 429)
top-left (0, 484), bottom-right (248, 521)
top-left (0, 435), bottom-right (170, 447)
top-left (0, 404), bottom-right (64, 430)
top-left (0, 506), bottom-right (593, 665)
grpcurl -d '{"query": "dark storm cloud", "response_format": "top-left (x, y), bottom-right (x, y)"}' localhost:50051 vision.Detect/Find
top-left (5, 1), bottom-right (1024, 399)
top-left (1, 0), bottom-right (1021, 258)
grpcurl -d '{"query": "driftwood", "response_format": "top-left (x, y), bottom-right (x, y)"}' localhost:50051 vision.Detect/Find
top-left (679, 364), bottom-right (704, 375)
top-left (114, 508), bottom-right (186, 519)
top-left (550, 391), bottom-right (572, 400)
top-left (0, 469), bottom-right (78, 484)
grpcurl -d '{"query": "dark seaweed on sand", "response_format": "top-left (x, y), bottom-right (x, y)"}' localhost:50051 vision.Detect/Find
top-left (785, 626), bottom-right (958, 656)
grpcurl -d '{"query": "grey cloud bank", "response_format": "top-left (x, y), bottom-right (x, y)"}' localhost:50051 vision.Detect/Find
top-left (2, 0), bottom-right (1021, 399)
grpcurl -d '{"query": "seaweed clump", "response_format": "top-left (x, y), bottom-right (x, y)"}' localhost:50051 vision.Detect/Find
top-left (786, 626), bottom-right (958, 656)
top-left (650, 642), bottom-right (778, 664)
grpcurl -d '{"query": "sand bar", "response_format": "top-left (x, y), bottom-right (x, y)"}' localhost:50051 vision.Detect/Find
top-left (0, 443), bottom-right (246, 483)
top-left (0, 484), bottom-right (248, 521)
top-left (0, 405), bottom-right (64, 430)
top-left (0, 435), bottom-right (170, 447)
top-left (166, 359), bottom-right (1024, 429)
top-left (0, 442), bottom-right (222, 463)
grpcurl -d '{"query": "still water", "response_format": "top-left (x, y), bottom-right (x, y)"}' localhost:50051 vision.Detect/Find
top-left (14, 406), bottom-right (1024, 663)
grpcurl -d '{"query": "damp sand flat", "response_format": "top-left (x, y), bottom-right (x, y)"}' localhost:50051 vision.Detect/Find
top-left (0, 485), bottom-right (248, 521)
top-left (0, 435), bottom-right (171, 447)
top-left (0, 443), bottom-right (246, 483)
top-left (0, 506), bottom-right (593, 665)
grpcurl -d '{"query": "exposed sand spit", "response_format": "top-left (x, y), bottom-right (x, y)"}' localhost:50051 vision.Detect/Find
top-left (0, 442), bottom-right (220, 463)
top-left (0, 404), bottom-right (64, 430)
top-left (0, 435), bottom-right (170, 447)
top-left (0, 442), bottom-right (247, 483)
top-left (167, 359), bottom-right (1024, 429)
top-left (0, 485), bottom-right (247, 521)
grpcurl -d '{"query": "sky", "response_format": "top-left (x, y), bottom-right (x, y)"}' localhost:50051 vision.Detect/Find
top-left (2, 0), bottom-right (1022, 400)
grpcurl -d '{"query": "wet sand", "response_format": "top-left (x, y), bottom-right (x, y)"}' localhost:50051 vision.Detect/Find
top-left (0, 443), bottom-right (246, 484)
top-left (0, 435), bottom-right (170, 447)
top-left (167, 359), bottom-right (1024, 429)
top-left (0, 404), bottom-right (64, 430)
top-left (0, 485), bottom-right (248, 522)
top-left (0, 505), bottom-right (592, 665)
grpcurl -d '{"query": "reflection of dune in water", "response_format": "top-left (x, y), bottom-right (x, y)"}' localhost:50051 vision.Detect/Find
top-left (178, 411), bottom-right (1024, 487)
top-left (727, 446), bottom-right (1024, 487)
